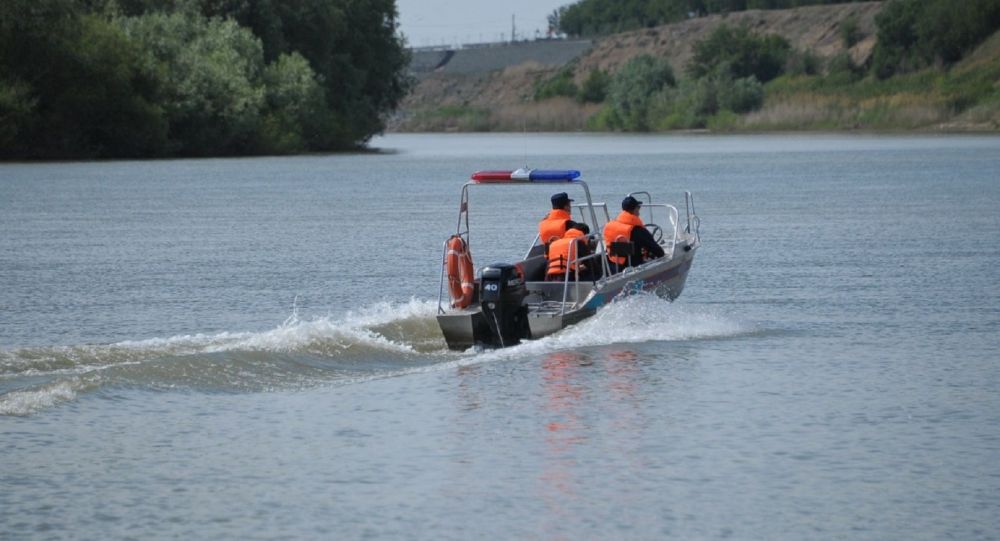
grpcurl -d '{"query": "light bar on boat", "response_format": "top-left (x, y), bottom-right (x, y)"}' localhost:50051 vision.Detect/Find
top-left (471, 168), bottom-right (581, 183)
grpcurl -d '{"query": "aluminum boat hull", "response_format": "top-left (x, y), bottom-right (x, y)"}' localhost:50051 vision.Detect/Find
top-left (437, 243), bottom-right (697, 350)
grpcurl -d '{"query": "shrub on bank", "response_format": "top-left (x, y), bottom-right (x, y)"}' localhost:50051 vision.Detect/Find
top-left (534, 68), bottom-right (579, 101)
top-left (533, 67), bottom-right (611, 104)
top-left (872, 0), bottom-right (1000, 78)
top-left (578, 69), bottom-right (611, 103)
top-left (409, 106), bottom-right (493, 132)
top-left (604, 54), bottom-right (676, 130)
top-left (686, 24), bottom-right (791, 83)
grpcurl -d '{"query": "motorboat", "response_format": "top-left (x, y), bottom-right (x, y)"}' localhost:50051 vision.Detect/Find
top-left (436, 168), bottom-right (701, 350)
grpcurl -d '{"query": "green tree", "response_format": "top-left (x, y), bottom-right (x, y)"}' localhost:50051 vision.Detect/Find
top-left (0, 79), bottom-right (37, 151)
top-left (0, 0), bottom-right (167, 158)
top-left (870, 0), bottom-right (921, 78)
top-left (872, 0), bottom-right (1000, 78)
top-left (207, 0), bottom-right (412, 147)
top-left (120, 11), bottom-right (265, 155)
top-left (655, 63), bottom-right (762, 128)
top-left (578, 69), bottom-right (611, 103)
top-left (559, 0), bottom-right (690, 36)
top-left (534, 68), bottom-right (578, 101)
top-left (686, 24), bottom-right (790, 83)
top-left (1, 0), bottom-right (416, 158)
top-left (839, 14), bottom-right (861, 48)
top-left (258, 52), bottom-right (333, 153)
top-left (556, 0), bottom-right (869, 37)
top-left (607, 54), bottom-right (676, 130)
top-left (716, 72), bottom-right (763, 113)
top-left (915, 0), bottom-right (1000, 65)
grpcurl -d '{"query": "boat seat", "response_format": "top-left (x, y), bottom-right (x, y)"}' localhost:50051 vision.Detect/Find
top-left (520, 254), bottom-right (548, 282)
top-left (609, 241), bottom-right (635, 267)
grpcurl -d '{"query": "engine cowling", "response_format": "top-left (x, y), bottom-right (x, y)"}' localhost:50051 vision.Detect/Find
top-left (479, 263), bottom-right (530, 347)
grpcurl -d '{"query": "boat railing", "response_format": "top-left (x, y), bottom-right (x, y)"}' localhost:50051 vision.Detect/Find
top-left (685, 191), bottom-right (701, 243)
top-left (625, 191), bottom-right (683, 258)
top-left (558, 240), bottom-right (605, 315)
top-left (437, 237), bottom-right (450, 314)
top-left (645, 204), bottom-right (680, 259)
top-left (526, 211), bottom-right (611, 279)
top-left (621, 198), bottom-right (678, 258)
top-left (437, 233), bottom-right (470, 314)
top-left (573, 202), bottom-right (611, 231)
top-left (524, 200), bottom-right (611, 270)
top-left (523, 233), bottom-right (541, 260)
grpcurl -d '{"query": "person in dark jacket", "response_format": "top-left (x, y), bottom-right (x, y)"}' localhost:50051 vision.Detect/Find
top-left (603, 196), bottom-right (664, 273)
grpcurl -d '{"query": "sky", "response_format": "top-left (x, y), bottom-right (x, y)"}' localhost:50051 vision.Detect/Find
top-left (395, 0), bottom-right (573, 48)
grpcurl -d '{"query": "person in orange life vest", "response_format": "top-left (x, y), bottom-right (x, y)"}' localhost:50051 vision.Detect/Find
top-left (603, 195), bottom-right (664, 273)
top-left (546, 223), bottom-right (596, 281)
top-left (538, 192), bottom-right (577, 245)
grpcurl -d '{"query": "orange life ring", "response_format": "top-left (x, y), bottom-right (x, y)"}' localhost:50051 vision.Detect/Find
top-left (445, 236), bottom-right (475, 309)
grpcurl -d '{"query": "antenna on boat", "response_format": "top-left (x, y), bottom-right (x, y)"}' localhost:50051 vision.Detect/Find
top-left (522, 119), bottom-right (528, 169)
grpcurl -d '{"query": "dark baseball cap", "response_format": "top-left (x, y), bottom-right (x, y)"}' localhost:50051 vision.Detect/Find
top-left (622, 195), bottom-right (642, 211)
top-left (551, 192), bottom-right (574, 208)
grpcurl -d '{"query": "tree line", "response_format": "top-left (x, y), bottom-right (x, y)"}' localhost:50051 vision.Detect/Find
top-left (0, 0), bottom-right (411, 159)
top-left (555, 0), bottom-right (868, 37)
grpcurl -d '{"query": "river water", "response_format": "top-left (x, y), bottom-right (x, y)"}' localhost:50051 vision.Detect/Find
top-left (1, 133), bottom-right (998, 539)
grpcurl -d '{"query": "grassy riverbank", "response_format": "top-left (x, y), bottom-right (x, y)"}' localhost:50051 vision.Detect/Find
top-left (399, 32), bottom-right (1000, 133)
top-left (734, 32), bottom-right (1000, 131)
top-left (396, 1), bottom-right (1000, 134)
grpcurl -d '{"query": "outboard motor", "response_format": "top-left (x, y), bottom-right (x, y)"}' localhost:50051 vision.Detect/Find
top-left (479, 263), bottom-right (530, 347)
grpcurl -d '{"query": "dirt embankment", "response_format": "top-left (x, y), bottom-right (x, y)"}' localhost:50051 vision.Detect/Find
top-left (574, 2), bottom-right (880, 80)
top-left (394, 2), bottom-right (883, 132)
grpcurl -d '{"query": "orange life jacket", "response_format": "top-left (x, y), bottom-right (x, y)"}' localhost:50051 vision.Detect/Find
top-left (547, 229), bottom-right (586, 277)
top-left (538, 209), bottom-right (572, 245)
top-left (603, 211), bottom-right (644, 265)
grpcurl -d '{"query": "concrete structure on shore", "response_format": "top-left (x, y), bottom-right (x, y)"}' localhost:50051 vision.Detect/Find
top-left (409, 39), bottom-right (593, 78)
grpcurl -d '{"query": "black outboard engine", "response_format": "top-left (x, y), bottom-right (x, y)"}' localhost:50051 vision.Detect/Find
top-left (479, 263), bottom-right (530, 347)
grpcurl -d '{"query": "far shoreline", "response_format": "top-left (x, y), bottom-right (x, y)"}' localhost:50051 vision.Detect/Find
top-left (4, 130), bottom-right (998, 165)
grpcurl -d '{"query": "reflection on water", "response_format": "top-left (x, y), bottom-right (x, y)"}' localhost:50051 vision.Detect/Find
top-left (539, 350), bottom-right (589, 538)
top-left (536, 348), bottom-right (658, 535)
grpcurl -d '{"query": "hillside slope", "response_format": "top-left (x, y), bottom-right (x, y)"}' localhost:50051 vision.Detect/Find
top-left (395, 2), bottom-right (883, 131)
top-left (573, 2), bottom-right (880, 81)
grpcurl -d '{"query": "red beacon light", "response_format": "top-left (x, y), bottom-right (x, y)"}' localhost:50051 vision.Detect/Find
top-left (471, 168), bottom-right (581, 183)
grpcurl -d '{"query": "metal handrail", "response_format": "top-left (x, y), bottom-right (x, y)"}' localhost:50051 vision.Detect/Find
top-left (560, 239), bottom-right (580, 312)
top-left (572, 201), bottom-right (611, 230)
top-left (461, 179), bottom-right (601, 259)
top-left (626, 191), bottom-right (654, 216)
top-left (640, 203), bottom-right (679, 259)
top-left (612, 193), bottom-right (680, 260)
top-left (685, 191), bottom-right (701, 242)
top-left (560, 239), bottom-right (604, 314)
top-left (523, 233), bottom-right (541, 260)
top-left (436, 239), bottom-right (450, 314)
top-left (437, 233), bottom-right (472, 314)
top-left (571, 201), bottom-right (612, 279)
